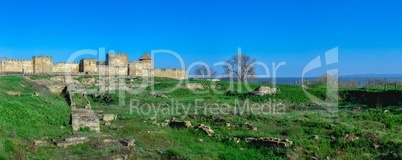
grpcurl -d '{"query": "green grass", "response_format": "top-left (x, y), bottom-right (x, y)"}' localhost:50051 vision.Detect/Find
top-left (0, 76), bottom-right (72, 158)
top-left (1, 76), bottom-right (402, 159)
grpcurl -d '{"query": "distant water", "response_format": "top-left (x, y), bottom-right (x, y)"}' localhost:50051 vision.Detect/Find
top-left (256, 77), bottom-right (402, 85)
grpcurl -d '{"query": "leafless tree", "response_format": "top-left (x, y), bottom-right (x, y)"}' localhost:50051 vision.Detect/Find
top-left (223, 54), bottom-right (256, 82)
top-left (194, 65), bottom-right (217, 79)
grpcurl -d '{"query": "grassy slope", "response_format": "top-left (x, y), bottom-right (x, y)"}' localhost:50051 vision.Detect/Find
top-left (1, 76), bottom-right (402, 159)
top-left (87, 78), bottom-right (402, 159)
top-left (0, 76), bottom-right (72, 159)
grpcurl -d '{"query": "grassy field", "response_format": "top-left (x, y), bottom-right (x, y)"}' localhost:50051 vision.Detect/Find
top-left (1, 76), bottom-right (402, 159)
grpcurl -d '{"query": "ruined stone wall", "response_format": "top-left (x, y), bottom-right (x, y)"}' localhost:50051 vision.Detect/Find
top-left (154, 68), bottom-right (187, 79)
top-left (0, 59), bottom-right (33, 73)
top-left (53, 63), bottom-right (79, 73)
top-left (33, 56), bottom-right (53, 73)
top-left (107, 54), bottom-right (128, 67)
top-left (79, 59), bottom-right (98, 73)
top-left (98, 65), bottom-right (128, 75)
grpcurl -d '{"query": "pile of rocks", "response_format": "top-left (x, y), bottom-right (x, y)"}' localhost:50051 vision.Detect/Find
top-left (245, 137), bottom-right (293, 148)
top-left (52, 135), bottom-right (89, 148)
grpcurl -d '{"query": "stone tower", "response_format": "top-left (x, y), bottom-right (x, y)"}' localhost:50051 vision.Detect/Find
top-left (139, 53), bottom-right (153, 69)
top-left (33, 56), bottom-right (53, 73)
top-left (106, 53), bottom-right (128, 67)
top-left (79, 59), bottom-right (98, 73)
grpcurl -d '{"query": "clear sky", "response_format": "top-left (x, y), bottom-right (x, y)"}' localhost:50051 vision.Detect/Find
top-left (0, 0), bottom-right (401, 77)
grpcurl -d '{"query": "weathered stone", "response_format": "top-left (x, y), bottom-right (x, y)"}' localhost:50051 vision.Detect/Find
top-left (71, 108), bottom-right (100, 132)
top-left (251, 86), bottom-right (277, 96)
top-left (33, 140), bottom-right (47, 147)
top-left (103, 121), bottom-right (111, 126)
top-left (245, 137), bottom-right (293, 148)
top-left (119, 139), bottom-right (135, 147)
top-left (197, 124), bottom-right (214, 137)
top-left (185, 83), bottom-right (204, 90)
top-left (103, 114), bottom-right (117, 122)
top-left (311, 135), bottom-right (320, 141)
top-left (6, 91), bottom-right (21, 96)
top-left (53, 135), bottom-right (89, 148)
top-left (103, 138), bottom-right (119, 143)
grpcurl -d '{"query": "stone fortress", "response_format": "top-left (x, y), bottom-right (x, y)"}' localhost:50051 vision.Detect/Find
top-left (0, 52), bottom-right (187, 79)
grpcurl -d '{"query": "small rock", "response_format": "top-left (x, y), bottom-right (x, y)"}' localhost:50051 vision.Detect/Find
top-left (252, 127), bottom-right (258, 132)
top-left (103, 139), bottom-right (118, 143)
top-left (33, 140), bottom-right (47, 147)
top-left (311, 135), bottom-right (320, 141)
top-left (103, 114), bottom-right (116, 122)
top-left (197, 124), bottom-right (214, 137)
top-left (103, 121), bottom-right (111, 126)
top-left (373, 143), bottom-right (380, 149)
top-left (6, 91), bottom-right (21, 96)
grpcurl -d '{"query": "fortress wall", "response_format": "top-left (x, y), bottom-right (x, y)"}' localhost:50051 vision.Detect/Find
top-left (98, 65), bottom-right (128, 75)
top-left (53, 63), bottom-right (80, 73)
top-left (0, 59), bottom-right (33, 73)
top-left (154, 68), bottom-right (187, 80)
top-left (33, 56), bottom-right (53, 73)
top-left (128, 61), bottom-right (147, 76)
top-left (79, 59), bottom-right (98, 73)
top-left (0, 53), bottom-right (186, 77)
top-left (107, 54), bottom-right (128, 67)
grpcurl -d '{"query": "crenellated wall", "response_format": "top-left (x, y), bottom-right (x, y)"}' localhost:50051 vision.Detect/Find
top-left (33, 56), bottom-right (53, 73)
top-left (0, 59), bottom-right (33, 73)
top-left (0, 53), bottom-right (187, 79)
top-left (107, 53), bottom-right (128, 67)
top-left (53, 62), bottom-right (80, 73)
top-left (154, 68), bottom-right (187, 80)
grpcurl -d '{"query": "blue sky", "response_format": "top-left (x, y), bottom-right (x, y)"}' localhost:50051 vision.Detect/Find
top-left (0, 0), bottom-right (401, 77)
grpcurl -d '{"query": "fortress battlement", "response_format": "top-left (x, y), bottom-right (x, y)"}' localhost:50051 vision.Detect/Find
top-left (33, 56), bottom-right (52, 58)
top-left (55, 62), bottom-right (80, 64)
top-left (0, 52), bottom-right (187, 79)
top-left (107, 53), bottom-right (128, 56)
top-left (1, 59), bottom-right (32, 62)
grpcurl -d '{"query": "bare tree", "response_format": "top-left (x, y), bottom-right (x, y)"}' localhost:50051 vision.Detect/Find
top-left (194, 65), bottom-right (217, 79)
top-left (223, 54), bottom-right (256, 82)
